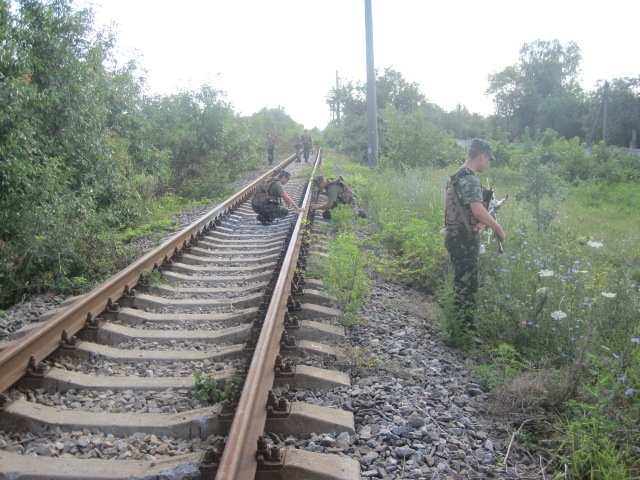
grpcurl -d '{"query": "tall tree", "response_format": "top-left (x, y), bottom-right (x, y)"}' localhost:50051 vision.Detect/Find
top-left (375, 67), bottom-right (427, 112)
top-left (487, 39), bottom-right (586, 140)
top-left (589, 77), bottom-right (640, 148)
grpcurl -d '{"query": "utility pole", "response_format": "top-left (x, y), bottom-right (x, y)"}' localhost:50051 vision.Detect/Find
top-left (602, 81), bottom-right (609, 146)
top-left (335, 71), bottom-right (341, 126)
top-left (364, 0), bottom-right (378, 167)
top-left (587, 81), bottom-right (609, 147)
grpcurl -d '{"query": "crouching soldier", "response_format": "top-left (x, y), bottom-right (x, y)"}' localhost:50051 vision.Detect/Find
top-left (252, 170), bottom-right (304, 225)
top-left (311, 175), bottom-right (361, 219)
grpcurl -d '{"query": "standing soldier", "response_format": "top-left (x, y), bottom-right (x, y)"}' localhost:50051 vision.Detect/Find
top-left (294, 132), bottom-right (302, 163)
top-left (301, 129), bottom-right (312, 163)
top-left (267, 133), bottom-right (276, 165)
top-left (444, 138), bottom-right (505, 337)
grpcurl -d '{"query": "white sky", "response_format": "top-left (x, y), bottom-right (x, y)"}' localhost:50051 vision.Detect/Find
top-left (81, 0), bottom-right (638, 130)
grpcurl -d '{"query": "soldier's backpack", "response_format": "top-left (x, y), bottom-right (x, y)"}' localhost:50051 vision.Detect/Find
top-left (252, 177), bottom-right (280, 211)
top-left (330, 176), bottom-right (355, 205)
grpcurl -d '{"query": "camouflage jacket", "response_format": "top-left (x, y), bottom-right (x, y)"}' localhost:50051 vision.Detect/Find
top-left (444, 166), bottom-right (482, 231)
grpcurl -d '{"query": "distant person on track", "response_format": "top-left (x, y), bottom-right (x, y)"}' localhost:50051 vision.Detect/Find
top-left (294, 132), bottom-right (302, 163)
top-left (267, 132), bottom-right (276, 165)
top-left (301, 129), bottom-right (312, 163)
top-left (444, 138), bottom-right (506, 338)
top-left (252, 170), bottom-right (304, 225)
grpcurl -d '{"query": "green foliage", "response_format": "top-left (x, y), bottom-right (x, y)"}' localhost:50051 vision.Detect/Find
top-left (590, 77), bottom-right (640, 148)
top-left (509, 140), bottom-right (567, 232)
top-left (192, 371), bottom-right (241, 406)
top-left (139, 85), bottom-right (254, 200)
top-left (476, 343), bottom-right (527, 390)
top-left (325, 232), bottom-right (369, 315)
top-left (437, 279), bottom-right (473, 348)
top-left (0, 0), bottom-right (296, 307)
top-left (117, 218), bottom-right (180, 244)
top-left (359, 168), bottom-right (449, 294)
top-left (553, 427), bottom-right (633, 480)
top-left (324, 68), bottom-right (469, 165)
top-left (379, 106), bottom-right (461, 170)
top-left (375, 67), bottom-right (427, 112)
top-left (550, 376), bottom-right (638, 480)
top-left (487, 39), bottom-right (586, 140)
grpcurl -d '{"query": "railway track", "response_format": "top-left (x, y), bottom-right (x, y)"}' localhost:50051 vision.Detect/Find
top-left (0, 152), bottom-right (361, 479)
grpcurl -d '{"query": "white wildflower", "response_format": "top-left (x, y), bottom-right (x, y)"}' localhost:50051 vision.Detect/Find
top-left (536, 287), bottom-right (548, 297)
top-left (538, 270), bottom-right (555, 278)
top-left (601, 292), bottom-right (617, 298)
top-left (588, 241), bottom-right (603, 248)
top-left (551, 310), bottom-right (567, 321)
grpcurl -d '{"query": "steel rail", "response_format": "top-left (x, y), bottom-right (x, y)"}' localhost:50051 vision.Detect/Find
top-left (214, 151), bottom-right (321, 480)
top-left (0, 158), bottom-right (295, 394)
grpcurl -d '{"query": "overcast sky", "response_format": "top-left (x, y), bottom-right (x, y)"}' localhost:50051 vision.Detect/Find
top-left (81, 0), bottom-right (639, 130)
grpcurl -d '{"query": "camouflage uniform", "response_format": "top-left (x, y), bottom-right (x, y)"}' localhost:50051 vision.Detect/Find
top-left (294, 133), bottom-right (302, 163)
top-left (318, 181), bottom-right (344, 219)
top-left (301, 131), bottom-right (312, 162)
top-left (267, 133), bottom-right (276, 165)
top-left (444, 166), bottom-right (482, 329)
top-left (255, 179), bottom-right (289, 224)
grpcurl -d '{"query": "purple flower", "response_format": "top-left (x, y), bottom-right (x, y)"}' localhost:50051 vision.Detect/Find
top-left (624, 388), bottom-right (634, 396)
top-left (632, 337), bottom-right (639, 345)
top-left (618, 376), bottom-right (626, 382)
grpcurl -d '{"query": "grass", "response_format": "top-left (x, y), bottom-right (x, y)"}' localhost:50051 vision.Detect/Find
top-left (317, 152), bottom-right (640, 478)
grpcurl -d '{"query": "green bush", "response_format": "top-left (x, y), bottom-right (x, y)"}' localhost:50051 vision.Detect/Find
top-left (325, 232), bottom-right (370, 315)
top-left (192, 371), bottom-right (242, 406)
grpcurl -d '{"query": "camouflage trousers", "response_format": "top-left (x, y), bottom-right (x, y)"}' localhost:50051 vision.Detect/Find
top-left (253, 203), bottom-right (289, 223)
top-left (445, 229), bottom-right (480, 329)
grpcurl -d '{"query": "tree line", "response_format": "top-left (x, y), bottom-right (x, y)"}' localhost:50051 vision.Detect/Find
top-left (325, 40), bottom-right (640, 172)
top-left (0, 0), bottom-right (304, 306)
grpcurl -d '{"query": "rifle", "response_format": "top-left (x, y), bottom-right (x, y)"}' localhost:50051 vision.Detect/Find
top-left (478, 194), bottom-right (508, 253)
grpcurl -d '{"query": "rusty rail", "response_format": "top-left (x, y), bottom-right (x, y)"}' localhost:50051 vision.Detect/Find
top-left (0, 158), bottom-right (294, 394)
top-left (213, 151), bottom-right (321, 480)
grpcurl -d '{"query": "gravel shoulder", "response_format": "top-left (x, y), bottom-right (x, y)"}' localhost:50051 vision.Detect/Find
top-left (336, 279), bottom-right (545, 479)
